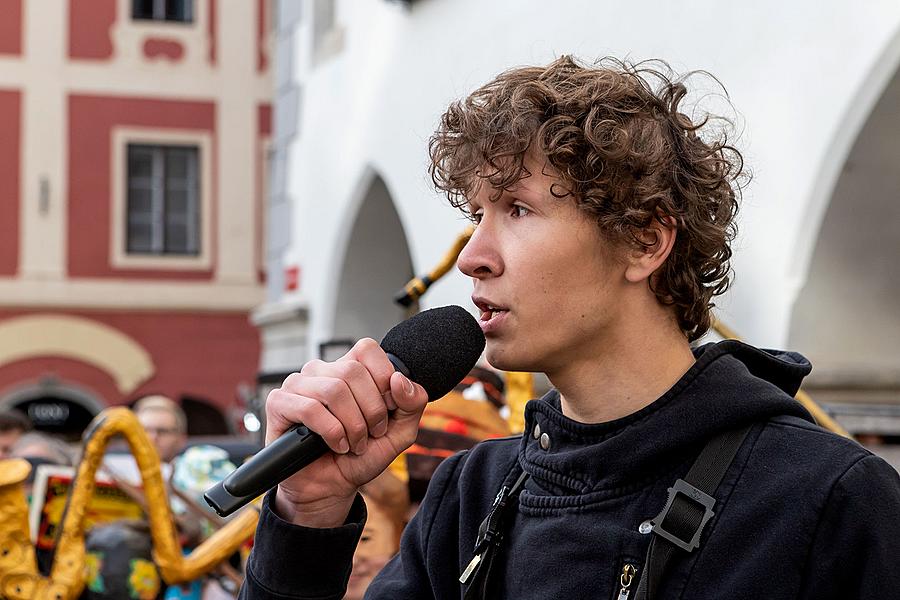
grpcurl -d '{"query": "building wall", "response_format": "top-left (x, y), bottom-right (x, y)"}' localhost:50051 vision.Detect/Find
top-left (0, 90), bottom-right (20, 277)
top-left (0, 309), bottom-right (259, 409)
top-left (0, 0), bottom-right (274, 432)
top-left (268, 0), bottom-right (900, 362)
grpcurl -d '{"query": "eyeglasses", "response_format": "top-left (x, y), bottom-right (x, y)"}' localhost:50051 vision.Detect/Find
top-left (143, 426), bottom-right (181, 436)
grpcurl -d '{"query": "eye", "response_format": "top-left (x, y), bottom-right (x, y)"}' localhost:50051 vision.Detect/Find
top-left (511, 204), bottom-right (530, 218)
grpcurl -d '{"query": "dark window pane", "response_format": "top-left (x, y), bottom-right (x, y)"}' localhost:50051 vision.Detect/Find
top-left (127, 140), bottom-right (158, 253)
top-left (166, 222), bottom-right (190, 254)
top-left (166, 0), bottom-right (193, 22)
top-left (128, 145), bottom-right (154, 178)
top-left (132, 0), bottom-right (155, 19)
top-left (127, 221), bottom-right (154, 253)
top-left (165, 147), bottom-right (193, 179)
top-left (128, 187), bottom-right (153, 216)
top-left (165, 188), bottom-right (188, 215)
top-left (163, 146), bottom-right (199, 254)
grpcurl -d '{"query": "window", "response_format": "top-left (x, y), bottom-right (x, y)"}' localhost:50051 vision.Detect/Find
top-left (126, 144), bottom-right (200, 256)
top-left (132, 0), bottom-right (193, 23)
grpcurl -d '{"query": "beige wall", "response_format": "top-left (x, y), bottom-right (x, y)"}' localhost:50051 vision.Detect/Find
top-left (0, 1), bottom-right (272, 312)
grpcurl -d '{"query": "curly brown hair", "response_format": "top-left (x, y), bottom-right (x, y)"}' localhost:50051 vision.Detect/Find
top-left (429, 55), bottom-right (745, 341)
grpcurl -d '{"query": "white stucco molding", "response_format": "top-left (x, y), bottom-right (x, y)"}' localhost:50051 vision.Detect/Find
top-left (111, 0), bottom-right (210, 69)
top-left (0, 315), bottom-right (155, 394)
top-left (0, 279), bottom-right (263, 311)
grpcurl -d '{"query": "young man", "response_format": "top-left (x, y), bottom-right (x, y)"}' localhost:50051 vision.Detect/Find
top-left (240, 57), bottom-right (900, 599)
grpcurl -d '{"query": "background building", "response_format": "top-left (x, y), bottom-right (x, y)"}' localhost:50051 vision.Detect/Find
top-left (0, 0), bottom-right (272, 438)
top-left (260, 0), bottom-right (900, 448)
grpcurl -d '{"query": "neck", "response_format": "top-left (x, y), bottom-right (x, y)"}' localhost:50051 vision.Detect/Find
top-left (549, 306), bottom-right (696, 424)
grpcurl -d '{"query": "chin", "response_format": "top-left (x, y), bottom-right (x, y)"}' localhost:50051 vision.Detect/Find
top-left (485, 345), bottom-right (540, 374)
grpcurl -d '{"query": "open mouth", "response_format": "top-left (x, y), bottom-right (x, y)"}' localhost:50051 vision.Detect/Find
top-left (472, 297), bottom-right (509, 331)
top-left (479, 307), bottom-right (507, 322)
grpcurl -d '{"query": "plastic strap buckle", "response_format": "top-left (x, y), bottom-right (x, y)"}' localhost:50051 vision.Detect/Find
top-left (650, 478), bottom-right (716, 552)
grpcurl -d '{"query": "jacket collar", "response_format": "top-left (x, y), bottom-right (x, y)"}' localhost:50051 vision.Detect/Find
top-left (518, 340), bottom-right (813, 495)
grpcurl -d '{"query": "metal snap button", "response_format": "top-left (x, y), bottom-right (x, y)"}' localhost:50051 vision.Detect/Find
top-left (539, 432), bottom-right (551, 450)
top-left (639, 520), bottom-right (653, 534)
top-left (532, 423), bottom-right (541, 439)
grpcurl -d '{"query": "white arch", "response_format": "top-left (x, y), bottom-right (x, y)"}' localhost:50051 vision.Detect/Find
top-left (789, 24), bottom-right (900, 284)
top-left (318, 165), bottom-right (415, 347)
top-left (0, 315), bottom-right (155, 394)
top-left (317, 165), bottom-right (380, 348)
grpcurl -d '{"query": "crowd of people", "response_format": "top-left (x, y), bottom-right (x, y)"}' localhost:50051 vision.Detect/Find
top-left (0, 365), bottom-right (512, 599)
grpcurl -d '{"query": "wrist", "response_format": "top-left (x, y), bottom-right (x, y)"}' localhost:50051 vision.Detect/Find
top-left (273, 486), bottom-right (357, 528)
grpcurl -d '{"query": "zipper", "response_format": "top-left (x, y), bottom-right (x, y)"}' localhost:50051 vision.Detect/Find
top-left (615, 563), bottom-right (638, 600)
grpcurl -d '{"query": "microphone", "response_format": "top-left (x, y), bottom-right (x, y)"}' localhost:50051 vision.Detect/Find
top-left (204, 305), bottom-right (486, 517)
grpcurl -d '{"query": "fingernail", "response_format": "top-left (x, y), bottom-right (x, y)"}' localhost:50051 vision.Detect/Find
top-left (401, 374), bottom-right (414, 396)
top-left (373, 418), bottom-right (388, 438)
top-left (337, 438), bottom-right (350, 454)
top-left (354, 437), bottom-right (368, 456)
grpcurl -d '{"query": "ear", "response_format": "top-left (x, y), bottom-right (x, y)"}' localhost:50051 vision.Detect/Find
top-left (624, 216), bottom-right (677, 284)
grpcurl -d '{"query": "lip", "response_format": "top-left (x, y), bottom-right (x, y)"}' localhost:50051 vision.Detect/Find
top-left (471, 295), bottom-right (509, 335)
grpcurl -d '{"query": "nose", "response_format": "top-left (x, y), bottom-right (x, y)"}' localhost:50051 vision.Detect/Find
top-left (457, 221), bottom-right (502, 279)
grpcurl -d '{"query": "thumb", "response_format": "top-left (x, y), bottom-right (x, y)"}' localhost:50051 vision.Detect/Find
top-left (389, 371), bottom-right (428, 417)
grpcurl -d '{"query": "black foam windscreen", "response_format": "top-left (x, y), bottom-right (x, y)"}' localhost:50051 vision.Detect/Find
top-left (380, 305), bottom-right (485, 401)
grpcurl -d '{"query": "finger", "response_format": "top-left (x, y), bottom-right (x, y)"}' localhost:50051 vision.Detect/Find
top-left (383, 390), bottom-right (398, 412)
top-left (340, 338), bottom-right (396, 395)
top-left (286, 375), bottom-right (372, 456)
top-left (264, 388), bottom-right (350, 454)
top-left (388, 371), bottom-right (429, 417)
top-left (376, 372), bottom-right (429, 452)
top-left (301, 359), bottom-right (390, 440)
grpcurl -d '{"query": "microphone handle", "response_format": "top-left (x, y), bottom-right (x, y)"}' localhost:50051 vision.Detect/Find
top-left (203, 353), bottom-right (411, 518)
top-left (204, 424), bottom-right (329, 517)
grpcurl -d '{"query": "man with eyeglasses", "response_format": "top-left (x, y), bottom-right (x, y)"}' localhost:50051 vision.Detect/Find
top-left (134, 395), bottom-right (188, 463)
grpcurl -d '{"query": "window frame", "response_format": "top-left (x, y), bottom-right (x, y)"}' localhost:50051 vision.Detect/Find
top-left (131, 0), bottom-right (195, 24)
top-left (111, 127), bottom-right (213, 271)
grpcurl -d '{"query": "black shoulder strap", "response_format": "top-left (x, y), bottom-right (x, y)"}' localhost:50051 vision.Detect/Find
top-left (459, 461), bottom-right (529, 600)
top-left (633, 424), bottom-right (753, 600)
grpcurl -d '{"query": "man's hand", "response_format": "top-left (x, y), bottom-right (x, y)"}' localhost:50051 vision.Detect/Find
top-left (264, 338), bottom-right (428, 528)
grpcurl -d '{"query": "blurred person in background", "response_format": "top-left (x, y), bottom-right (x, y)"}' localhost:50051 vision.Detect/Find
top-left (11, 429), bottom-right (75, 503)
top-left (134, 395), bottom-right (188, 464)
top-left (344, 471), bottom-right (409, 600)
top-left (10, 430), bottom-right (74, 467)
top-left (0, 408), bottom-right (32, 459)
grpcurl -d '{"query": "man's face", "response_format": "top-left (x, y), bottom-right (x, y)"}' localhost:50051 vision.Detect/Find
top-left (0, 428), bottom-right (24, 459)
top-left (137, 409), bottom-right (186, 463)
top-left (457, 155), bottom-right (628, 376)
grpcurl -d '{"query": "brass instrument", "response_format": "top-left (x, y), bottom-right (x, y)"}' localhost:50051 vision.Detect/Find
top-left (0, 407), bottom-right (260, 600)
top-left (394, 226), bottom-right (475, 307)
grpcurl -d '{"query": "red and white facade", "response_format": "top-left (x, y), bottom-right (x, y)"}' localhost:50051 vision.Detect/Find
top-left (0, 0), bottom-right (272, 435)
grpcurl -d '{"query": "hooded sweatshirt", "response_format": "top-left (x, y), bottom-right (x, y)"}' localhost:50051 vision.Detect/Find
top-left (241, 341), bottom-right (900, 600)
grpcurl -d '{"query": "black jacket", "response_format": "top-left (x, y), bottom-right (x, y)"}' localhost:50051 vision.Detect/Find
top-left (241, 341), bottom-right (900, 599)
